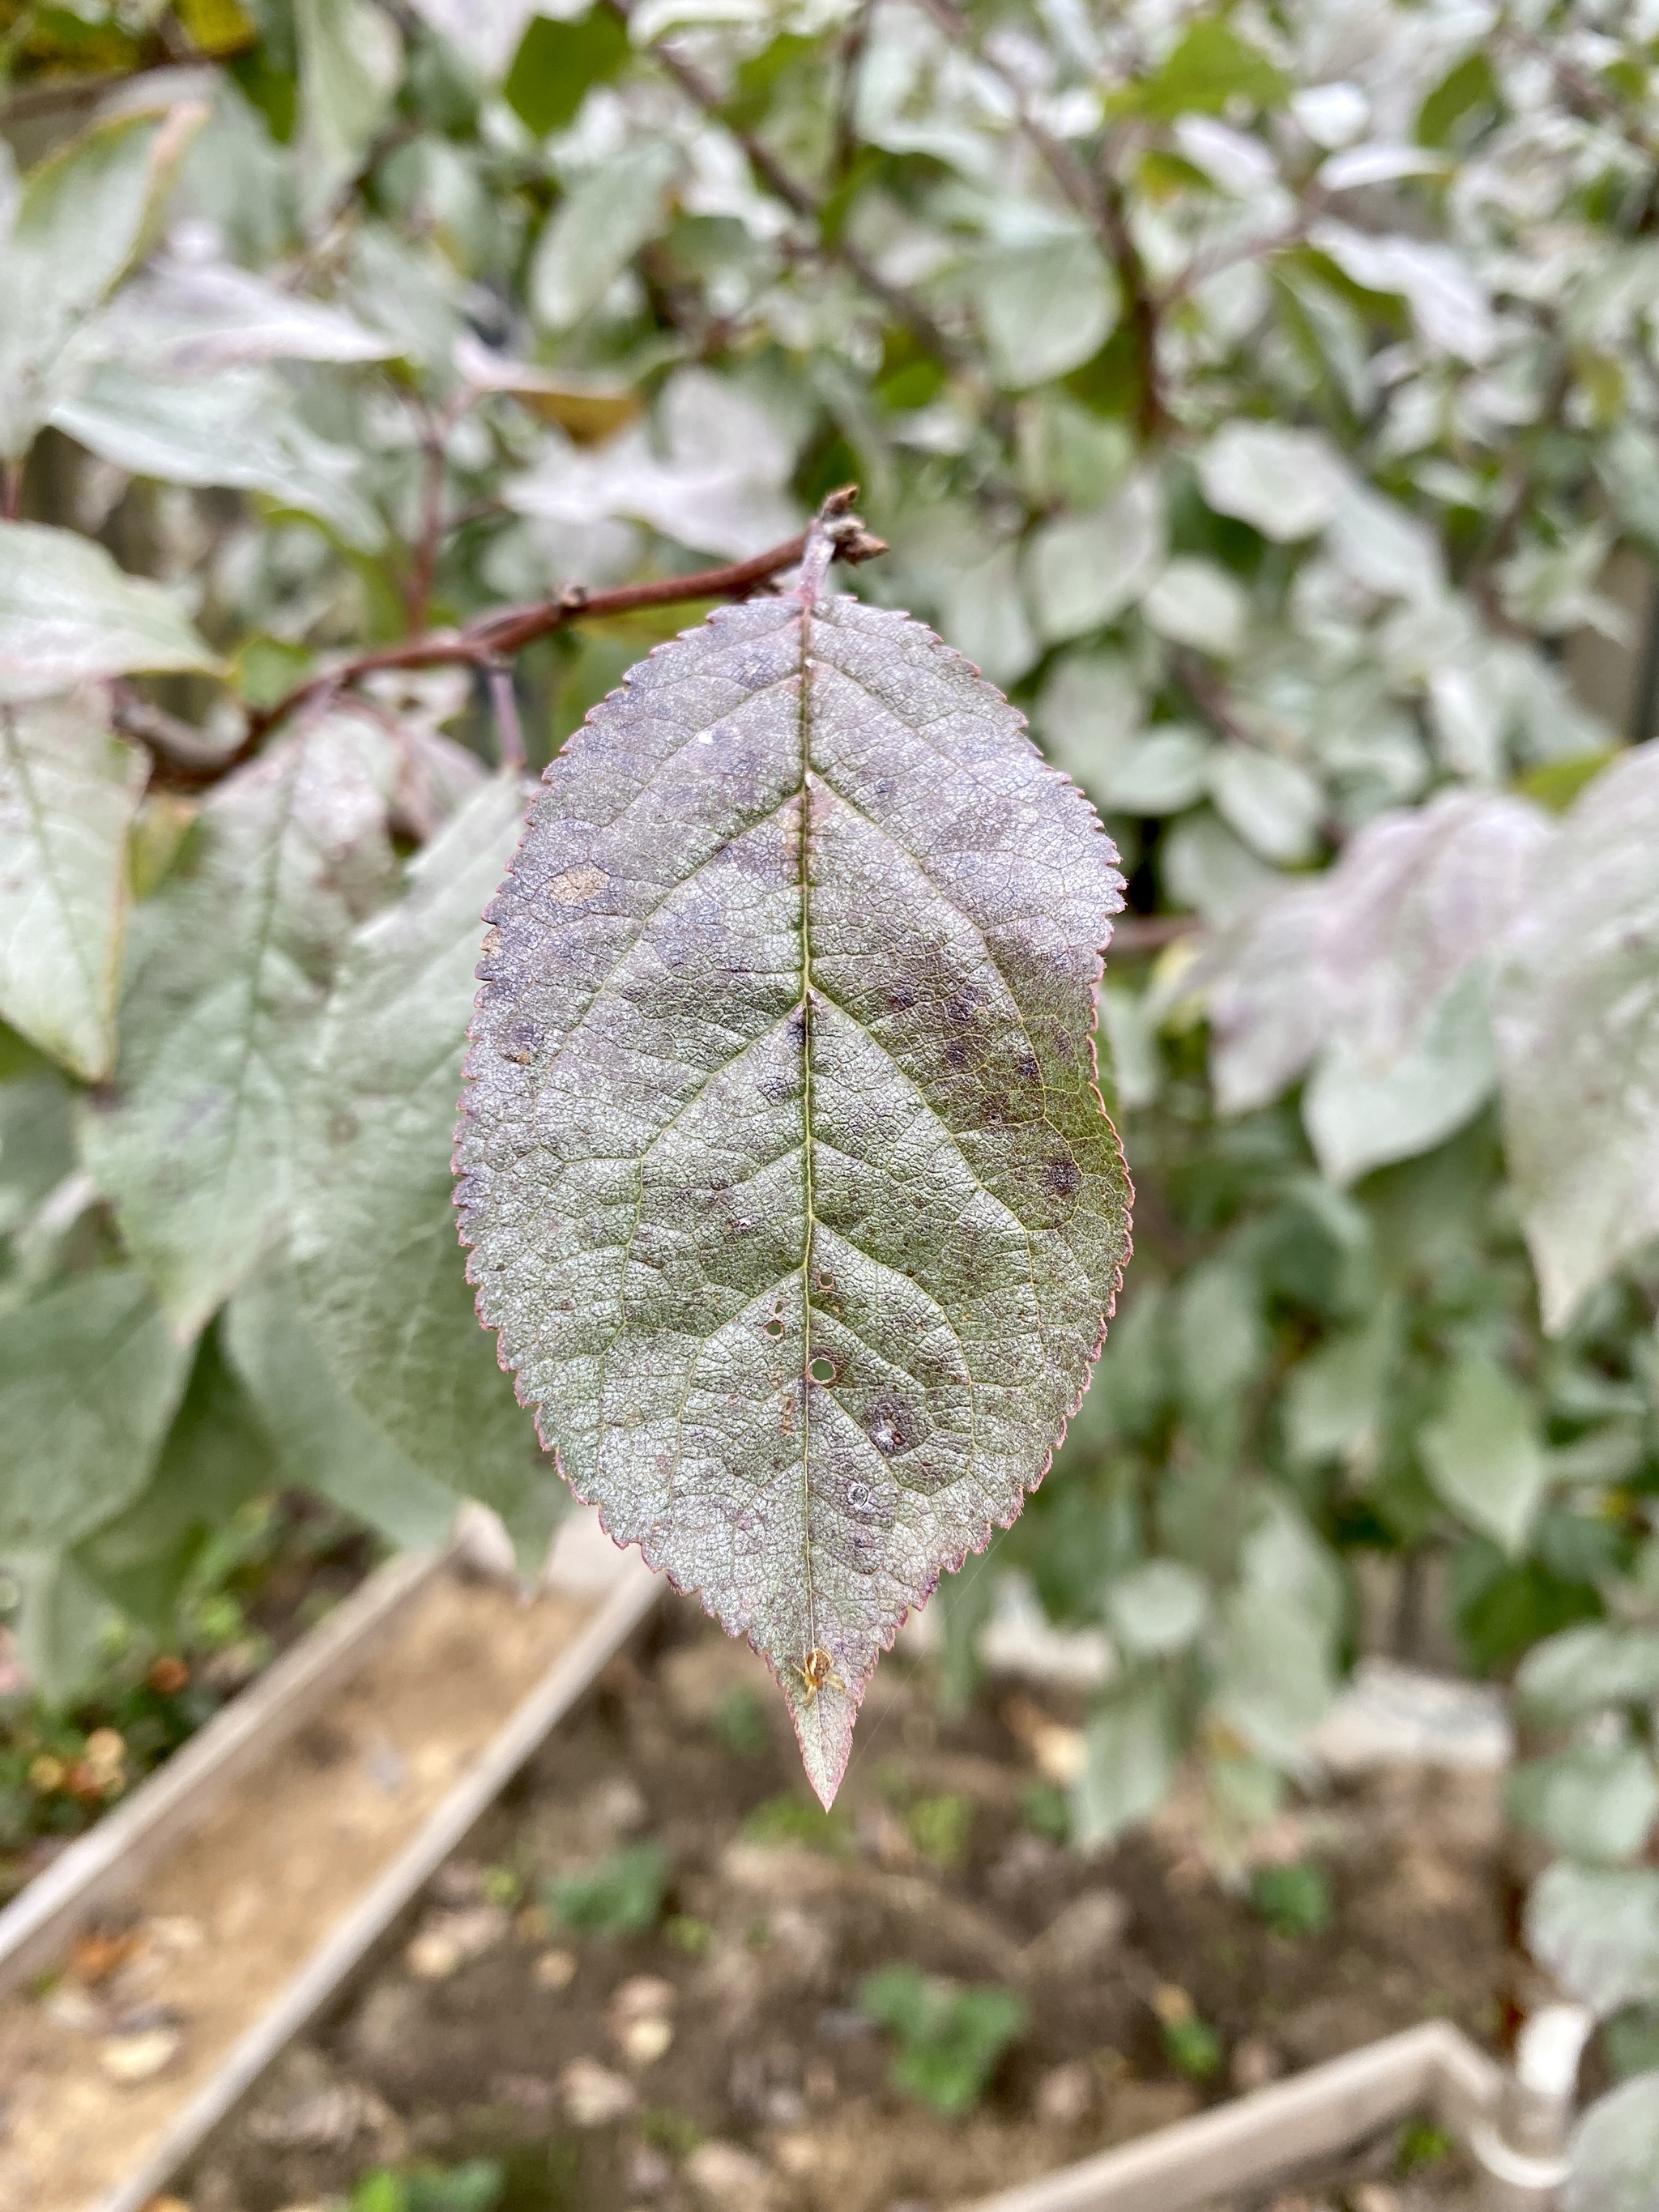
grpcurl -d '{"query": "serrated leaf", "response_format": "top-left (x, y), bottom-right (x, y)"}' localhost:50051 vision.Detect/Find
top-left (1419, 1353), bottom-right (1546, 1554)
top-left (1567, 2075), bottom-right (1659, 2212)
top-left (0, 697), bottom-right (147, 1080)
top-left (455, 583), bottom-right (1130, 1802)
top-left (1493, 744), bottom-right (1659, 1333)
top-left (1527, 1865), bottom-right (1659, 2018)
top-left (0, 102), bottom-right (206, 460)
top-left (226, 1264), bottom-right (458, 1549)
top-left (0, 522), bottom-right (221, 704)
top-left (0, 1268), bottom-right (194, 1554)
top-left (81, 713), bottom-right (399, 1336)
top-left (53, 364), bottom-right (385, 551)
top-left (295, 775), bottom-right (560, 1562)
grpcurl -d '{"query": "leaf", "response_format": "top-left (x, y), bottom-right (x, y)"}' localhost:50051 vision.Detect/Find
top-left (1205, 883), bottom-right (1330, 1114)
top-left (504, 6), bottom-right (632, 136)
top-left (0, 102), bottom-right (207, 460)
top-left (1095, 726), bottom-right (1210, 814)
top-left (81, 713), bottom-right (399, 1336)
top-left (1508, 1743), bottom-right (1659, 1865)
top-left (972, 228), bottom-right (1118, 390)
top-left (1567, 2075), bottom-right (1659, 2212)
top-left (83, 254), bottom-right (395, 379)
top-left (295, 775), bottom-right (558, 1562)
top-left (1209, 748), bottom-right (1323, 864)
top-left (1196, 423), bottom-right (1346, 542)
top-left (225, 1264), bottom-right (458, 1549)
top-left (1303, 959), bottom-right (1497, 1186)
top-left (74, 1321), bottom-right (276, 1634)
top-left (1071, 1676), bottom-right (1179, 1848)
top-left (1419, 1353), bottom-right (1547, 1555)
top-left (531, 144), bottom-right (681, 331)
top-left (1311, 220), bottom-right (1496, 364)
top-left (1121, 19), bottom-right (1290, 120)
top-left (943, 543), bottom-right (1039, 688)
top-left (857, 1965), bottom-right (1027, 2116)
top-left (295, 0), bottom-right (403, 215)
top-left (454, 334), bottom-right (642, 444)
top-left (53, 364), bottom-right (385, 551)
top-left (0, 1269), bottom-right (194, 1554)
top-left (9, 1548), bottom-right (117, 1706)
top-left (1492, 744), bottom-right (1659, 1332)
top-left (1142, 559), bottom-right (1247, 657)
top-left (1527, 1865), bottom-right (1659, 2018)
top-left (454, 579), bottom-right (1131, 1804)
top-left (0, 697), bottom-right (148, 1080)
top-left (1284, 1299), bottom-right (1400, 1465)
top-left (1106, 1558), bottom-right (1209, 1656)
top-left (1026, 474), bottom-right (1164, 645)
top-left (407, 0), bottom-right (541, 79)
top-left (1517, 1626), bottom-right (1659, 1724)
top-left (0, 521), bottom-right (221, 704)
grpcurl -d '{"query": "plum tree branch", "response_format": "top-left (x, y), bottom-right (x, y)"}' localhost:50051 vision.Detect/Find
top-left (136, 497), bottom-right (887, 787)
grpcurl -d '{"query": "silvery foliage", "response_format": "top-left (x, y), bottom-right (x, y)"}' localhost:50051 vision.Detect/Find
top-left (0, 0), bottom-right (1655, 2160)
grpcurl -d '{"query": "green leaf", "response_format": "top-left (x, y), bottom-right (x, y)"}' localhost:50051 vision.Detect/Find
top-left (10, 1547), bottom-right (117, 1706)
top-left (1493, 743), bottom-right (1659, 1332)
top-left (1305, 961), bottom-right (1497, 1187)
top-left (1026, 474), bottom-right (1164, 646)
top-left (1210, 1500), bottom-right (1341, 1766)
top-left (1419, 1353), bottom-right (1547, 1555)
top-left (1209, 748), bottom-right (1322, 866)
top-left (74, 1321), bottom-right (276, 1634)
top-left (295, 776), bottom-right (557, 1560)
top-left (856, 1965), bottom-right (1027, 2116)
top-left (1508, 1742), bottom-right (1659, 1865)
top-left (1196, 422), bottom-right (1346, 542)
top-left (53, 366), bottom-right (386, 551)
top-left (225, 1264), bottom-right (458, 1549)
top-left (531, 144), bottom-right (680, 330)
top-left (1567, 2076), bottom-right (1659, 2212)
top-left (547, 1840), bottom-right (669, 1937)
top-left (504, 7), bottom-right (631, 135)
top-left (0, 698), bottom-right (147, 1080)
top-left (1284, 1300), bottom-right (1400, 1465)
top-left (1516, 1626), bottom-right (1659, 1724)
top-left (1526, 1865), bottom-right (1659, 2017)
top-left (1105, 1559), bottom-right (1209, 1656)
top-left (972, 228), bottom-right (1118, 390)
top-left (0, 1269), bottom-right (194, 1553)
top-left (0, 522), bottom-right (221, 705)
top-left (295, 0), bottom-right (403, 212)
top-left (83, 254), bottom-right (394, 379)
top-left (0, 101), bottom-right (207, 461)
top-left (454, 582), bottom-right (1131, 1804)
top-left (1071, 1675), bottom-right (1179, 1847)
top-left (1121, 20), bottom-right (1290, 121)
top-left (82, 714), bottom-right (399, 1335)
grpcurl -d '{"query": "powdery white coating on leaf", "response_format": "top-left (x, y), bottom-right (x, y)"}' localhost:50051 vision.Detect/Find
top-left (455, 586), bottom-right (1130, 1803)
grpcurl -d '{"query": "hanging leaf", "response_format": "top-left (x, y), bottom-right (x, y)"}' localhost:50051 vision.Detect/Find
top-left (294, 0), bottom-right (403, 216)
top-left (295, 774), bottom-right (561, 1566)
top-left (972, 227), bottom-right (1119, 391)
top-left (455, 533), bottom-right (1131, 1803)
top-left (0, 522), bottom-right (221, 704)
top-left (1527, 1864), bottom-right (1659, 2017)
top-left (0, 101), bottom-right (207, 461)
top-left (0, 1269), bottom-right (194, 1554)
top-left (531, 145), bottom-right (682, 332)
top-left (0, 698), bottom-right (148, 1081)
top-left (1493, 744), bottom-right (1659, 1332)
top-left (1419, 1352), bottom-right (1547, 1554)
top-left (82, 712), bottom-right (399, 1336)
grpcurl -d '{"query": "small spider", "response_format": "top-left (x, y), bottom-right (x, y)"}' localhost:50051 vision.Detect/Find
top-left (793, 1646), bottom-right (846, 1704)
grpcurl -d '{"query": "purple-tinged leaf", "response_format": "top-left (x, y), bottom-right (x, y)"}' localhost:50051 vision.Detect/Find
top-left (455, 562), bottom-right (1131, 1803)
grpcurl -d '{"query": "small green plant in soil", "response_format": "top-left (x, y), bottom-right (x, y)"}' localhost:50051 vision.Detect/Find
top-left (906, 1791), bottom-right (974, 1870)
top-left (858, 1963), bottom-right (1028, 2116)
top-left (1154, 1986), bottom-right (1225, 2082)
top-left (740, 1791), bottom-right (852, 1856)
top-left (1250, 1861), bottom-right (1334, 1938)
top-left (546, 1842), bottom-right (667, 1939)
top-left (1018, 1782), bottom-right (1072, 1844)
top-left (351, 2160), bottom-right (504, 2212)
top-left (1397, 2119), bottom-right (1456, 2174)
top-left (664, 1913), bottom-right (714, 1957)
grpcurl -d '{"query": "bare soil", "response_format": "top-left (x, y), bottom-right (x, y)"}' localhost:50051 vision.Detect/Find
top-left (181, 1598), bottom-right (1521, 2212)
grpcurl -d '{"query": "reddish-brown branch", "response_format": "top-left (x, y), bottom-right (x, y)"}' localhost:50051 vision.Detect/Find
top-left (136, 499), bottom-right (885, 786)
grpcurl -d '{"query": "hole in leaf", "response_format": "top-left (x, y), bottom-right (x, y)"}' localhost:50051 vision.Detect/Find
top-left (809, 1354), bottom-right (836, 1384)
top-left (765, 1315), bottom-right (785, 1339)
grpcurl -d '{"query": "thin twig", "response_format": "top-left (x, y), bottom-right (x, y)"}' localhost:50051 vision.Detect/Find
top-left (151, 496), bottom-right (885, 783)
top-left (830, 0), bottom-right (876, 181)
top-left (1111, 914), bottom-right (1201, 957)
